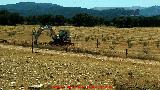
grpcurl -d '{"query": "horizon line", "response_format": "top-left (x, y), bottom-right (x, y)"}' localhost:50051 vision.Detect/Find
top-left (0, 2), bottom-right (159, 9)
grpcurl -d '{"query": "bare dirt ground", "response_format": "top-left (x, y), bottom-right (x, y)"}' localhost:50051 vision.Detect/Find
top-left (0, 44), bottom-right (160, 90)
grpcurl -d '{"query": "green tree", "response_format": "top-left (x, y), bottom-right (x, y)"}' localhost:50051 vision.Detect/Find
top-left (55, 15), bottom-right (65, 26)
top-left (72, 13), bottom-right (102, 27)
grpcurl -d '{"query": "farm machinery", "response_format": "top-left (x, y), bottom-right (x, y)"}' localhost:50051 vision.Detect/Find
top-left (33, 25), bottom-right (74, 47)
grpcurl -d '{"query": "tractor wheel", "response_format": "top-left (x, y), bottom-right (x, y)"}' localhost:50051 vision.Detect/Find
top-left (49, 41), bottom-right (54, 46)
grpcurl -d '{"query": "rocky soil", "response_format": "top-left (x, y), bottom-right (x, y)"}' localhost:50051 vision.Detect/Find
top-left (0, 44), bottom-right (160, 90)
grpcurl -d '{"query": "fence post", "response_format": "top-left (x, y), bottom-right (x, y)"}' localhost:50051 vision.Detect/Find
top-left (32, 29), bottom-right (34, 53)
top-left (96, 39), bottom-right (99, 48)
top-left (126, 49), bottom-right (128, 58)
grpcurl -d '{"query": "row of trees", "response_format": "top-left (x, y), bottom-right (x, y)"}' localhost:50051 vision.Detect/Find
top-left (0, 10), bottom-right (23, 25)
top-left (25, 15), bottom-right (66, 25)
top-left (0, 10), bottom-right (104, 26)
top-left (1, 10), bottom-right (160, 27)
top-left (113, 16), bottom-right (160, 28)
top-left (26, 13), bottom-right (105, 26)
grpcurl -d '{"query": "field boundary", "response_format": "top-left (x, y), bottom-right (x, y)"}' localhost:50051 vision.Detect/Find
top-left (1, 43), bottom-right (160, 66)
top-left (1, 39), bottom-right (160, 61)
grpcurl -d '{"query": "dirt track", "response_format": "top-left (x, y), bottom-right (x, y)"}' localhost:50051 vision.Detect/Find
top-left (1, 44), bottom-right (160, 66)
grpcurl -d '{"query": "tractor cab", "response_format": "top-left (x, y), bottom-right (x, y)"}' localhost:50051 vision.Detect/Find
top-left (51, 29), bottom-right (71, 45)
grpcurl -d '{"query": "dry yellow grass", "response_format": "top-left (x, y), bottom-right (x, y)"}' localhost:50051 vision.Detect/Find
top-left (1, 25), bottom-right (160, 60)
top-left (0, 44), bottom-right (160, 90)
top-left (1, 25), bottom-right (160, 89)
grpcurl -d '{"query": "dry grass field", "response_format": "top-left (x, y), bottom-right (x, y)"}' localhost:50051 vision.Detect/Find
top-left (1, 25), bottom-right (160, 60)
top-left (0, 44), bottom-right (160, 90)
top-left (0, 25), bottom-right (160, 90)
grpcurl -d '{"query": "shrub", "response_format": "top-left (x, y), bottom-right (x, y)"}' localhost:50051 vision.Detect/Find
top-left (8, 31), bottom-right (16, 36)
top-left (143, 47), bottom-right (149, 54)
top-left (85, 36), bottom-right (90, 42)
top-left (155, 39), bottom-right (160, 48)
top-left (102, 37), bottom-right (106, 42)
top-left (127, 38), bottom-right (133, 48)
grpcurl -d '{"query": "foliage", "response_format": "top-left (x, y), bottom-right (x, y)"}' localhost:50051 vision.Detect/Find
top-left (72, 13), bottom-right (103, 27)
top-left (113, 16), bottom-right (160, 28)
top-left (1, 10), bottom-right (160, 28)
top-left (127, 38), bottom-right (133, 48)
top-left (0, 10), bottom-right (23, 25)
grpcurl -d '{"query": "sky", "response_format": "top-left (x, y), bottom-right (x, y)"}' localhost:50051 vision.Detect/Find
top-left (0, 0), bottom-right (160, 9)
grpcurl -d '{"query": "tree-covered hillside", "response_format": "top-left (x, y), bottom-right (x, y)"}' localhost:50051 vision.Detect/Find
top-left (0, 2), bottom-right (138, 19)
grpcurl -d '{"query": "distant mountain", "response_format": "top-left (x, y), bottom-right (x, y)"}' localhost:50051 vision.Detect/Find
top-left (1, 2), bottom-right (160, 17)
top-left (92, 6), bottom-right (145, 11)
top-left (93, 6), bottom-right (160, 16)
top-left (0, 2), bottom-right (139, 19)
top-left (0, 2), bottom-right (91, 17)
top-left (0, 2), bottom-right (87, 17)
top-left (140, 6), bottom-right (160, 16)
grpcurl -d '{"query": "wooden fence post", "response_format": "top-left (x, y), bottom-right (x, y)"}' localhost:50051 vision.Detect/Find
top-left (96, 39), bottom-right (99, 48)
top-left (126, 49), bottom-right (128, 58)
top-left (32, 29), bottom-right (34, 53)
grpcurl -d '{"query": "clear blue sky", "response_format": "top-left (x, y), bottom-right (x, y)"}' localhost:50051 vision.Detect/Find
top-left (1, 0), bottom-right (160, 8)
